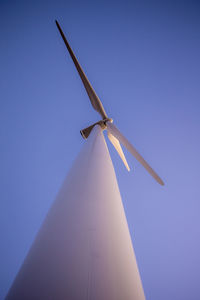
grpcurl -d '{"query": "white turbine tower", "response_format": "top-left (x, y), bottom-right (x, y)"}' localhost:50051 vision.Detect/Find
top-left (6, 21), bottom-right (164, 300)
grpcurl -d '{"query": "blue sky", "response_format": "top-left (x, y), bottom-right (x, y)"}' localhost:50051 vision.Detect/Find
top-left (1, 0), bottom-right (200, 299)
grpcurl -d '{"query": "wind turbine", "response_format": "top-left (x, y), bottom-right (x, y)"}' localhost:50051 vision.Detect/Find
top-left (55, 20), bottom-right (164, 186)
top-left (5, 21), bottom-right (164, 300)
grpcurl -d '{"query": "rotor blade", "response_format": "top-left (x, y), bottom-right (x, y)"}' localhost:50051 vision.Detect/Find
top-left (107, 131), bottom-right (130, 171)
top-left (107, 122), bottom-right (164, 185)
top-left (55, 20), bottom-right (107, 120)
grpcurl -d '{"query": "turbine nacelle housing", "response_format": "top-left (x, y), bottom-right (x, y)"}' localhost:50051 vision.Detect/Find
top-left (80, 118), bottom-right (113, 139)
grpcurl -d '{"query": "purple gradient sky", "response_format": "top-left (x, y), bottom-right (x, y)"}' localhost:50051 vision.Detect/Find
top-left (1, 0), bottom-right (200, 299)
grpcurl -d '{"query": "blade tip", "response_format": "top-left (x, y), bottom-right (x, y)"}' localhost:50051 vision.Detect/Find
top-left (159, 179), bottom-right (165, 186)
top-left (55, 20), bottom-right (59, 27)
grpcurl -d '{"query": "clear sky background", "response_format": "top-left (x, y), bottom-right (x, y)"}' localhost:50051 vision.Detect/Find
top-left (0, 0), bottom-right (200, 299)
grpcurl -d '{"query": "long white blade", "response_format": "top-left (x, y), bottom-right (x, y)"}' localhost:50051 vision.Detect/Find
top-left (107, 132), bottom-right (130, 171)
top-left (107, 122), bottom-right (164, 185)
top-left (55, 20), bottom-right (108, 120)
